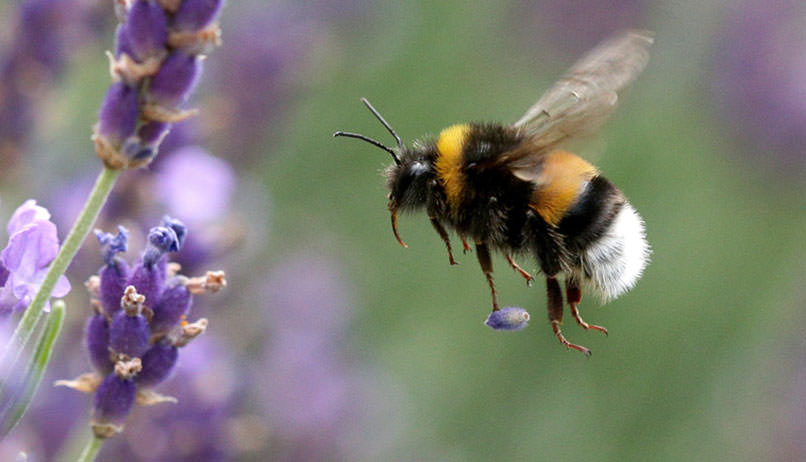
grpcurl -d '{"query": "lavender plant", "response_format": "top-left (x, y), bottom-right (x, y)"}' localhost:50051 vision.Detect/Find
top-left (57, 219), bottom-right (226, 440)
top-left (0, 0), bottom-right (227, 457)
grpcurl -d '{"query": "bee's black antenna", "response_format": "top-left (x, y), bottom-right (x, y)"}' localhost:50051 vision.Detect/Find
top-left (359, 97), bottom-right (404, 152)
top-left (333, 97), bottom-right (404, 165)
top-left (333, 131), bottom-right (401, 165)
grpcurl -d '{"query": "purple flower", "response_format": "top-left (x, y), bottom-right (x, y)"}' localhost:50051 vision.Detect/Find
top-left (711, 0), bottom-right (806, 175)
top-left (484, 307), bottom-right (531, 331)
top-left (155, 146), bottom-right (236, 226)
top-left (62, 217), bottom-right (227, 438)
top-left (95, 0), bottom-right (223, 169)
top-left (0, 200), bottom-right (70, 317)
top-left (208, 5), bottom-right (319, 161)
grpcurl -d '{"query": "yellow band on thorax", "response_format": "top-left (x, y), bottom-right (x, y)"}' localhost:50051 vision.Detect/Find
top-left (435, 124), bottom-right (470, 210)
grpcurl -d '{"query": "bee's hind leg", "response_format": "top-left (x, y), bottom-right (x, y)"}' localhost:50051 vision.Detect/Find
top-left (547, 276), bottom-right (591, 356)
top-left (475, 242), bottom-right (499, 311)
top-left (429, 217), bottom-right (458, 265)
top-left (506, 254), bottom-right (534, 286)
top-left (566, 276), bottom-right (608, 336)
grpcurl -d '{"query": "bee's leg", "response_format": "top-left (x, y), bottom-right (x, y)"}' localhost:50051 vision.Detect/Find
top-left (460, 235), bottom-right (471, 253)
top-left (566, 276), bottom-right (608, 335)
top-left (505, 254), bottom-right (534, 286)
top-left (547, 276), bottom-right (591, 356)
top-left (475, 242), bottom-right (499, 311)
top-left (430, 217), bottom-right (458, 265)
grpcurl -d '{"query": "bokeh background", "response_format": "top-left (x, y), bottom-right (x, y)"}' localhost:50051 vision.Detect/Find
top-left (1, 0), bottom-right (805, 460)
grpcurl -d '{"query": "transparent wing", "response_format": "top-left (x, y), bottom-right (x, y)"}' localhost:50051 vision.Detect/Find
top-left (505, 30), bottom-right (654, 166)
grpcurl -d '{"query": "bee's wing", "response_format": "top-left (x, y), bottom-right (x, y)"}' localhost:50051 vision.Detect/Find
top-left (503, 30), bottom-right (654, 167)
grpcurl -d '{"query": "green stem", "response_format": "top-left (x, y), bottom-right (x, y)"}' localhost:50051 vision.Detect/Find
top-left (0, 300), bottom-right (65, 436)
top-left (3, 166), bottom-right (120, 366)
top-left (77, 433), bottom-right (104, 462)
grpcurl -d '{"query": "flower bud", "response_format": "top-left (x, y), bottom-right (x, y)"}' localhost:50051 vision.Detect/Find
top-left (92, 374), bottom-right (136, 438)
top-left (148, 51), bottom-right (201, 107)
top-left (96, 227), bottom-right (130, 315)
top-left (484, 307), bottom-right (530, 331)
top-left (97, 82), bottom-right (139, 147)
top-left (86, 313), bottom-right (112, 374)
top-left (150, 283), bottom-right (192, 334)
top-left (121, 121), bottom-right (171, 163)
top-left (125, 0), bottom-right (168, 62)
top-left (127, 259), bottom-right (166, 309)
top-left (160, 215), bottom-right (187, 250)
top-left (135, 341), bottom-right (178, 386)
top-left (109, 299), bottom-right (150, 358)
top-left (173, 0), bottom-right (224, 32)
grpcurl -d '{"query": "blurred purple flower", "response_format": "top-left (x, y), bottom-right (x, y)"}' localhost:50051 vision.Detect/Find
top-left (711, 0), bottom-right (806, 174)
top-left (208, 4), bottom-right (320, 161)
top-left (512, 0), bottom-right (649, 54)
top-left (155, 146), bottom-right (236, 226)
top-left (259, 253), bottom-right (408, 459)
top-left (0, 200), bottom-right (70, 318)
top-left (0, 0), bottom-right (89, 168)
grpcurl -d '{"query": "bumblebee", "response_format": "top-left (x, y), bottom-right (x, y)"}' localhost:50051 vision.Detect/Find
top-left (335, 30), bottom-right (653, 355)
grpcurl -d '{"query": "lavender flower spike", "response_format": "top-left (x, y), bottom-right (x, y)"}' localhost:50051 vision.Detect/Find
top-left (62, 216), bottom-right (227, 441)
top-left (95, 0), bottom-right (224, 170)
top-left (0, 200), bottom-right (70, 317)
top-left (485, 307), bottom-right (531, 331)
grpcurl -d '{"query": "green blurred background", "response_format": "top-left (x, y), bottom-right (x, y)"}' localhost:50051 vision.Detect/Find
top-left (1, 0), bottom-right (804, 460)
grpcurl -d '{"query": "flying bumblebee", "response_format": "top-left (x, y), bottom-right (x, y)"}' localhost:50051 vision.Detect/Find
top-left (335, 30), bottom-right (653, 355)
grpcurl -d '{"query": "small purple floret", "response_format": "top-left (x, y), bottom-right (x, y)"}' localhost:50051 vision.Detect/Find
top-left (150, 283), bottom-right (191, 334)
top-left (97, 82), bottom-right (139, 146)
top-left (125, 0), bottom-right (168, 62)
top-left (127, 258), bottom-right (166, 307)
top-left (93, 374), bottom-right (136, 426)
top-left (484, 307), bottom-right (531, 331)
top-left (95, 226), bottom-right (129, 265)
top-left (96, 226), bottom-right (130, 315)
top-left (173, 0), bottom-right (224, 31)
top-left (109, 309), bottom-right (150, 358)
top-left (86, 313), bottom-right (112, 374)
top-left (136, 341), bottom-right (178, 386)
top-left (148, 51), bottom-right (201, 107)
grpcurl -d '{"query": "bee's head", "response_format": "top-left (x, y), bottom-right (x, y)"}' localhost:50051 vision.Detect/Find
top-left (335, 97), bottom-right (432, 248)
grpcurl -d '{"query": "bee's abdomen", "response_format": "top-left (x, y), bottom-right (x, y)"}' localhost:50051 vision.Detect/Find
top-left (558, 175), bottom-right (624, 251)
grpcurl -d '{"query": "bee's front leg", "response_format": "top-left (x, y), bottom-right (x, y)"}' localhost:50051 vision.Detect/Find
top-left (566, 276), bottom-right (607, 335)
top-left (475, 242), bottom-right (499, 311)
top-left (547, 276), bottom-right (591, 356)
top-left (429, 217), bottom-right (458, 265)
